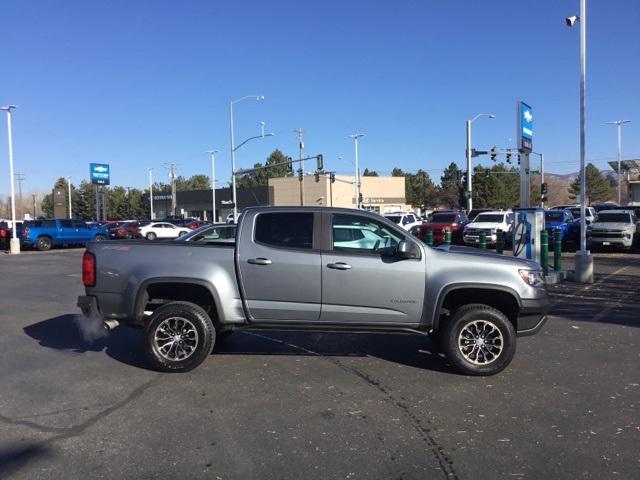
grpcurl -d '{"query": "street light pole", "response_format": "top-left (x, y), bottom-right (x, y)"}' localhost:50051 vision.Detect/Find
top-left (208, 150), bottom-right (218, 222)
top-left (66, 176), bottom-right (73, 219)
top-left (2, 105), bottom-right (20, 254)
top-left (148, 167), bottom-right (154, 220)
top-left (349, 134), bottom-right (364, 208)
top-left (606, 119), bottom-right (631, 205)
top-left (532, 152), bottom-right (545, 208)
top-left (466, 113), bottom-right (495, 212)
top-left (229, 95), bottom-right (264, 222)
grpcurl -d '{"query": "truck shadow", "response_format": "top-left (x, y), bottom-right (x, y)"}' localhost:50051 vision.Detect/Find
top-left (23, 315), bottom-right (452, 373)
top-left (23, 314), bottom-right (148, 369)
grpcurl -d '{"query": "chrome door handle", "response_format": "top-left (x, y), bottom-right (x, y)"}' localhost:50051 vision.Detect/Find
top-left (247, 258), bottom-right (272, 265)
top-left (327, 262), bottom-right (351, 270)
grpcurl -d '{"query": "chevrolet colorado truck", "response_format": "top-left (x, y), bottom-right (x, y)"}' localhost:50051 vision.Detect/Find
top-left (78, 206), bottom-right (549, 375)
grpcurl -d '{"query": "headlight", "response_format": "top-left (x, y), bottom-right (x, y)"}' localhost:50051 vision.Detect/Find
top-left (519, 269), bottom-right (545, 287)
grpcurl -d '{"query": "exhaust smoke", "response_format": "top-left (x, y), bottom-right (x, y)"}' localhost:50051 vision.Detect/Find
top-left (74, 314), bottom-right (109, 342)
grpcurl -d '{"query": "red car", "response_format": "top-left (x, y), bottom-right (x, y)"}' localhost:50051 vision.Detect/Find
top-left (184, 220), bottom-right (208, 230)
top-left (415, 211), bottom-right (469, 244)
top-left (0, 222), bottom-right (10, 250)
top-left (108, 221), bottom-right (141, 239)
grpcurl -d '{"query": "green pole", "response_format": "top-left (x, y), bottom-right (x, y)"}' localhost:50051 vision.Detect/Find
top-left (496, 230), bottom-right (504, 254)
top-left (425, 229), bottom-right (433, 247)
top-left (553, 230), bottom-right (562, 272)
top-left (540, 230), bottom-right (549, 276)
top-left (479, 230), bottom-right (487, 250)
top-left (444, 229), bottom-right (452, 246)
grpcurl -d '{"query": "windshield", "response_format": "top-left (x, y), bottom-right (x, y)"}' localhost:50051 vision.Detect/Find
top-left (568, 208), bottom-right (583, 218)
top-left (596, 213), bottom-right (631, 223)
top-left (429, 213), bottom-right (456, 223)
top-left (474, 214), bottom-right (504, 223)
top-left (384, 215), bottom-right (402, 224)
top-left (545, 212), bottom-right (565, 222)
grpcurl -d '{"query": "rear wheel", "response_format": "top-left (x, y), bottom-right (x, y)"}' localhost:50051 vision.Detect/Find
top-left (146, 232), bottom-right (157, 240)
top-left (36, 236), bottom-right (52, 251)
top-left (95, 234), bottom-right (107, 241)
top-left (144, 301), bottom-right (215, 372)
top-left (441, 303), bottom-right (516, 376)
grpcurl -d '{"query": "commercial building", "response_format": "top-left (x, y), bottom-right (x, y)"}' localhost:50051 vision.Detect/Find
top-left (151, 186), bottom-right (271, 221)
top-left (268, 175), bottom-right (409, 213)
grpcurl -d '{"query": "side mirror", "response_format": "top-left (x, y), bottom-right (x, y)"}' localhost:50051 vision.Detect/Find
top-left (396, 240), bottom-right (419, 259)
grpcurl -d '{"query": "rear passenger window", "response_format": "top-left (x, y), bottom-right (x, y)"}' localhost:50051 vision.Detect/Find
top-left (255, 213), bottom-right (313, 249)
top-left (59, 220), bottom-right (73, 228)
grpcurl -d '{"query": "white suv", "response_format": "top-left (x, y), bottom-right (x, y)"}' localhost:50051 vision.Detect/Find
top-left (384, 212), bottom-right (422, 231)
top-left (463, 210), bottom-right (514, 245)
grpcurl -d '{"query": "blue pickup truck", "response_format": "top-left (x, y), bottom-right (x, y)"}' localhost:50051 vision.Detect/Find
top-left (20, 219), bottom-right (109, 251)
top-left (545, 209), bottom-right (580, 245)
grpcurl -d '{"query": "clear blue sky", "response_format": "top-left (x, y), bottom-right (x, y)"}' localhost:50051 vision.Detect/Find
top-left (1, 0), bottom-right (639, 195)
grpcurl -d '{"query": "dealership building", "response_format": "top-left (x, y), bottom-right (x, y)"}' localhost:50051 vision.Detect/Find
top-left (152, 175), bottom-right (408, 220)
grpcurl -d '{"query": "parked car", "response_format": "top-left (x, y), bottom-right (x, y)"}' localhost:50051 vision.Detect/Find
top-left (383, 212), bottom-right (422, 231)
top-left (19, 219), bottom-right (108, 251)
top-left (463, 211), bottom-right (514, 246)
top-left (549, 204), bottom-right (579, 211)
top-left (175, 224), bottom-right (236, 243)
top-left (139, 222), bottom-right (190, 240)
top-left (183, 220), bottom-right (209, 230)
top-left (0, 221), bottom-right (10, 250)
top-left (544, 210), bottom-right (580, 244)
top-left (567, 206), bottom-right (597, 224)
top-left (591, 202), bottom-right (620, 212)
top-left (78, 206), bottom-right (549, 376)
top-left (588, 210), bottom-right (638, 250)
top-left (415, 211), bottom-right (469, 244)
top-left (108, 221), bottom-right (142, 240)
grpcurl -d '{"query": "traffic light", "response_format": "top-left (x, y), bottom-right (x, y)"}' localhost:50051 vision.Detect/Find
top-left (485, 168), bottom-right (490, 179)
top-left (461, 171), bottom-right (467, 183)
top-left (329, 172), bottom-right (336, 183)
top-left (298, 168), bottom-right (303, 181)
top-left (314, 172), bottom-right (320, 183)
top-left (517, 154), bottom-right (521, 166)
top-left (358, 193), bottom-right (363, 205)
top-left (541, 182), bottom-right (548, 195)
top-left (287, 156), bottom-right (293, 173)
top-left (316, 154), bottom-right (324, 171)
top-left (506, 152), bottom-right (512, 164)
top-left (490, 147), bottom-right (497, 161)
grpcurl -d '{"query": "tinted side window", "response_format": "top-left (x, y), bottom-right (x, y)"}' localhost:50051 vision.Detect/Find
top-left (255, 213), bottom-right (313, 249)
top-left (73, 220), bottom-right (87, 229)
top-left (59, 220), bottom-right (73, 228)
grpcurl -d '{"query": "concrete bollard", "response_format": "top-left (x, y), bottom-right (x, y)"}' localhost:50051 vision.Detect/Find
top-left (479, 231), bottom-right (487, 250)
top-left (496, 230), bottom-right (504, 254)
top-left (444, 229), bottom-right (452, 246)
top-left (425, 229), bottom-right (434, 247)
top-left (540, 230), bottom-right (549, 276)
top-left (554, 230), bottom-right (562, 272)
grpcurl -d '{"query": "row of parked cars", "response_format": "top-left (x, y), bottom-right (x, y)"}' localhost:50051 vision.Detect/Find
top-left (383, 204), bottom-right (640, 251)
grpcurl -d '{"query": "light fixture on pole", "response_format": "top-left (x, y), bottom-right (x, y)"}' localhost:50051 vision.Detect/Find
top-left (208, 149), bottom-right (218, 222)
top-left (605, 119), bottom-right (631, 205)
top-left (66, 176), bottom-right (73, 219)
top-left (229, 95), bottom-right (265, 222)
top-left (348, 134), bottom-right (365, 209)
top-left (566, 0), bottom-right (593, 283)
top-left (147, 167), bottom-right (154, 220)
top-left (466, 113), bottom-right (495, 212)
top-left (1, 105), bottom-right (20, 254)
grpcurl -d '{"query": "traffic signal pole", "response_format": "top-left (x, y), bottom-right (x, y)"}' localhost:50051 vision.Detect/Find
top-left (466, 120), bottom-right (473, 212)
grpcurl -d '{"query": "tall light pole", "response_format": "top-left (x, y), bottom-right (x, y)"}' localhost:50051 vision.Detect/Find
top-left (466, 113), bottom-right (495, 212)
top-left (66, 176), bottom-right (73, 218)
top-left (606, 119), bottom-right (631, 205)
top-left (2, 105), bottom-right (20, 254)
top-left (229, 95), bottom-right (264, 222)
top-left (208, 150), bottom-right (218, 222)
top-left (349, 134), bottom-right (364, 209)
top-left (147, 167), bottom-right (154, 220)
top-left (566, 0), bottom-right (593, 283)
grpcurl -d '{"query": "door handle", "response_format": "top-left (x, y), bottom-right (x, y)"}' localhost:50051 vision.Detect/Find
top-left (327, 262), bottom-right (351, 270)
top-left (247, 258), bottom-right (272, 265)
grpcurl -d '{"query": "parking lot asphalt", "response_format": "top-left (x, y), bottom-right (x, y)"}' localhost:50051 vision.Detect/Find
top-left (1, 249), bottom-right (639, 479)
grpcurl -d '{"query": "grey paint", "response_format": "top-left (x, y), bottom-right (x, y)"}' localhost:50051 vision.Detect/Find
top-left (84, 206), bottom-right (548, 332)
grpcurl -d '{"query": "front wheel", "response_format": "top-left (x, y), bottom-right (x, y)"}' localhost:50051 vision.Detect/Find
top-left (146, 232), bottom-right (157, 240)
top-left (441, 304), bottom-right (516, 376)
top-left (144, 301), bottom-right (215, 372)
top-left (94, 234), bottom-right (107, 241)
top-left (36, 236), bottom-right (52, 251)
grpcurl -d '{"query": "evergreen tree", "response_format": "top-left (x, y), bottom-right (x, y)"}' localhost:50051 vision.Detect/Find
top-left (438, 162), bottom-right (463, 208)
top-left (363, 168), bottom-right (379, 177)
top-left (568, 163), bottom-right (613, 204)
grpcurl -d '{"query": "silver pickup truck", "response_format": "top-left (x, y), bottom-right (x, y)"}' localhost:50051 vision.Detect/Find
top-left (78, 206), bottom-right (549, 376)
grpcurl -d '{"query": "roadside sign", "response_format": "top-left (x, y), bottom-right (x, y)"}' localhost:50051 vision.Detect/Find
top-left (517, 101), bottom-right (533, 152)
top-left (90, 163), bottom-right (110, 185)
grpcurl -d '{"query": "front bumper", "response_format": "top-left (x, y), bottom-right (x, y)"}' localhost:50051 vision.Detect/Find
top-left (589, 235), bottom-right (633, 247)
top-left (516, 295), bottom-right (550, 337)
top-left (464, 234), bottom-right (497, 245)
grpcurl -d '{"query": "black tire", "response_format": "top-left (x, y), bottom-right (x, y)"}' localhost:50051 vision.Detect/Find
top-left (144, 301), bottom-right (215, 373)
top-left (146, 232), bottom-right (157, 240)
top-left (36, 236), bottom-right (52, 251)
top-left (178, 230), bottom-right (187, 237)
top-left (441, 303), bottom-right (516, 376)
top-left (95, 234), bottom-right (107, 241)
top-left (125, 232), bottom-right (133, 239)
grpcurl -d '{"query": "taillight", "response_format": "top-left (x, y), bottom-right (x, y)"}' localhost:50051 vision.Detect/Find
top-left (82, 251), bottom-right (96, 287)
top-left (0, 229), bottom-right (5, 238)
top-left (117, 228), bottom-right (126, 236)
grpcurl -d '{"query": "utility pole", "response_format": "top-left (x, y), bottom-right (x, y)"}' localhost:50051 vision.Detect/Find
top-left (66, 176), bottom-right (72, 219)
top-left (295, 128), bottom-right (304, 206)
top-left (208, 150), bottom-right (218, 222)
top-left (349, 134), bottom-right (364, 208)
top-left (163, 163), bottom-right (177, 216)
top-left (15, 173), bottom-right (25, 219)
top-left (148, 167), bottom-right (154, 220)
top-left (32, 193), bottom-right (37, 218)
top-left (606, 119), bottom-right (631, 205)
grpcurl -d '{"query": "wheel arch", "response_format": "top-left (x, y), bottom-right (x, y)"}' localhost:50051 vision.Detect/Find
top-left (433, 283), bottom-right (521, 331)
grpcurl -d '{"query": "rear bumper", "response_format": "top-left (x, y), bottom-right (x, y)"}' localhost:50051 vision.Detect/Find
top-left (516, 296), bottom-right (550, 337)
top-left (77, 295), bottom-right (101, 318)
